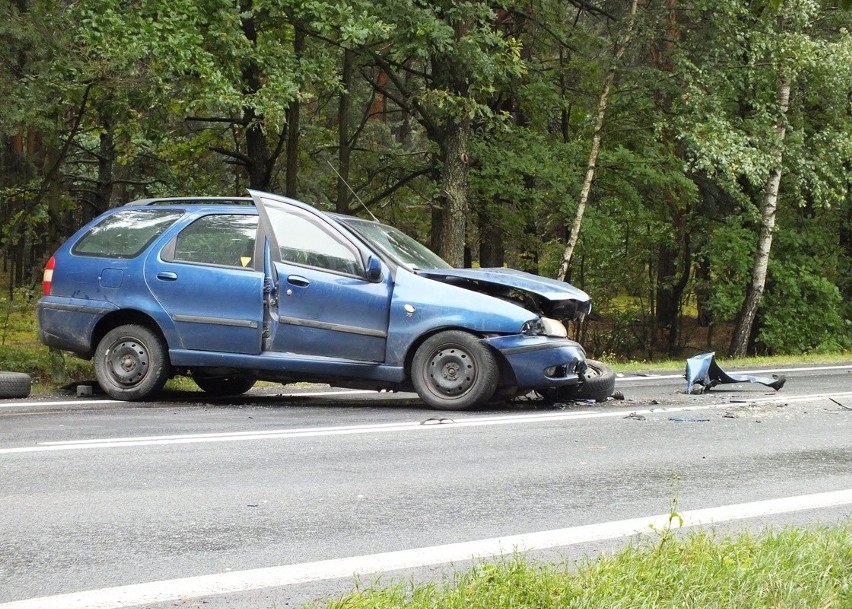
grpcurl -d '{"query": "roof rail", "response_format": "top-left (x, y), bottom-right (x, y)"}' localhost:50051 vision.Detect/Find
top-left (126, 196), bottom-right (254, 207)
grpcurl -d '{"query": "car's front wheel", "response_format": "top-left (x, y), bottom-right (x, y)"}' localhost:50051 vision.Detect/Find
top-left (94, 324), bottom-right (170, 401)
top-left (192, 373), bottom-right (256, 396)
top-left (411, 330), bottom-right (498, 410)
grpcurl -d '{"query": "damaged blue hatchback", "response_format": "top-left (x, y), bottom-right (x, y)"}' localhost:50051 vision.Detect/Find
top-left (37, 190), bottom-right (615, 409)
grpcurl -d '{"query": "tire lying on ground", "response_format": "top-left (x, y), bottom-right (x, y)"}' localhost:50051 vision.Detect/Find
top-left (0, 371), bottom-right (32, 399)
top-left (570, 359), bottom-right (616, 402)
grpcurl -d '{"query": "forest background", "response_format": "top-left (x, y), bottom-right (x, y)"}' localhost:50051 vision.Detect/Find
top-left (1, 0), bottom-right (850, 363)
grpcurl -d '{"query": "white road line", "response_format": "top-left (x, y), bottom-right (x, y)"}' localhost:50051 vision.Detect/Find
top-left (0, 404), bottom-right (759, 454)
top-left (2, 488), bottom-right (850, 609)
top-left (0, 389), bottom-right (376, 410)
top-left (2, 391), bottom-right (850, 455)
top-left (737, 391), bottom-right (852, 404)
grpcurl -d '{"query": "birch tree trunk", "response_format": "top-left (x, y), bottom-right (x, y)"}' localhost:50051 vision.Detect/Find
top-left (556, 0), bottom-right (639, 282)
top-left (728, 4), bottom-right (793, 358)
top-left (727, 63), bottom-right (791, 357)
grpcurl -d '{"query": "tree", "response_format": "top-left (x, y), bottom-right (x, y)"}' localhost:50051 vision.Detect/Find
top-left (556, 0), bottom-right (639, 282)
top-left (358, 0), bottom-right (524, 266)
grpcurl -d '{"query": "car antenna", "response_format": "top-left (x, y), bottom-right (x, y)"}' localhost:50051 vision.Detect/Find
top-left (326, 160), bottom-right (379, 222)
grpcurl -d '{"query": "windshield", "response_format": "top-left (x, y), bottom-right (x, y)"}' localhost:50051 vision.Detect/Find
top-left (338, 217), bottom-right (452, 271)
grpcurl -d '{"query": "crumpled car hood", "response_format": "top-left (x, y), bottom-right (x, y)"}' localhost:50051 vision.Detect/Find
top-left (417, 267), bottom-right (591, 320)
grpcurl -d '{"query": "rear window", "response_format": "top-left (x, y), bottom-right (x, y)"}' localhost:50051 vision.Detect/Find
top-left (73, 210), bottom-right (184, 258)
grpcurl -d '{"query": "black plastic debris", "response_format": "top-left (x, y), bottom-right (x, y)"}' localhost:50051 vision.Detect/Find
top-left (685, 352), bottom-right (786, 394)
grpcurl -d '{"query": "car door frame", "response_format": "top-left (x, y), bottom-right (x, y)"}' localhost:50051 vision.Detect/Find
top-left (249, 190), bottom-right (392, 363)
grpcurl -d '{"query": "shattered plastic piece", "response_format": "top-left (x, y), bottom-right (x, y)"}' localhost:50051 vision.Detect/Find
top-left (685, 352), bottom-right (786, 394)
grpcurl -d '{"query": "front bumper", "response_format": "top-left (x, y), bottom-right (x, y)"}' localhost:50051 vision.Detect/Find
top-left (483, 334), bottom-right (587, 391)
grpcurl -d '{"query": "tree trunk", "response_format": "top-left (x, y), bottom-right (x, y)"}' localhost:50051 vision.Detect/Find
top-left (437, 115), bottom-right (471, 267)
top-left (240, 0), bottom-right (272, 190)
top-left (336, 48), bottom-right (354, 214)
top-left (285, 28), bottom-right (306, 198)
top-left (94, 119), bottom-right (115, 216)
top-left (556, 0), bottom-right (639, 282)
top-left (728, 10), bottom-right (792, 358)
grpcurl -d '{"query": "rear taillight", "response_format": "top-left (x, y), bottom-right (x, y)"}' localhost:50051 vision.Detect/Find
top-left (42, 256), bottom-right (55, 296)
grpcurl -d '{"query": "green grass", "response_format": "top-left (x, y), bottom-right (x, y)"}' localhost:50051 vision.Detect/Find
top-left (318, 525), bottom-right (852, 609)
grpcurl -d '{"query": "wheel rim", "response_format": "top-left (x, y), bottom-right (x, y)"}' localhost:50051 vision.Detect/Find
top-left (584, 364), bottom-right (602, 378)
top-left (105, 338), bottom-right (149, 387)
top-left (426, 345), bottom-right (476, 397)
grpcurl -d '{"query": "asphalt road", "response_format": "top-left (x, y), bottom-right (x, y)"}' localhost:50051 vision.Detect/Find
top-left (1, 363), bottom-right (850, 609)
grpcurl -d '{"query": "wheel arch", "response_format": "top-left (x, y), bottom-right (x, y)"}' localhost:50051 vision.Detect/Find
top-left (91, 310), bottom-right (169, 357)
top-left (402, 327), bottom-right (517, 391)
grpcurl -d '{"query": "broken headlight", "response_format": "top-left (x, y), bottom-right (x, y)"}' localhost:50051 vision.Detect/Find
top-left (521, 317), bottom-right (568, 338)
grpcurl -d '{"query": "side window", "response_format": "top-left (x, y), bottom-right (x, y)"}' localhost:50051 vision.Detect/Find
top-left (169, 215), bottom-right (258, 269)
top-left (266, 207), bottom-right (361, 276)
top-left (73, 210), bottom-right (184, 258)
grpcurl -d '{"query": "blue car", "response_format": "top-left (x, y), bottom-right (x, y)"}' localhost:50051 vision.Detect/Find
top-left (37, 190), bottom-right (614, 409)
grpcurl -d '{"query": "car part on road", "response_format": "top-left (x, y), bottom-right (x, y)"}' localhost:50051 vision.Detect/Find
top-left (0, 371), bottom-right (31, 399)
top-left (685, 352), bottom-right (786, 394)
top-left (569, 359), bottom-right (617, 402)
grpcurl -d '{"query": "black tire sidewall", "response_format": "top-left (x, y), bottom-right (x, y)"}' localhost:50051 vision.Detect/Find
top-left (0, 371), bottom-right (32, 399)
top-left (574, 359), bottom-right (616, 402)
top-left (411, 331), bottom-right (498, 410)
top-left (192, 374), bottom-right (256, 396)
top-left (94, 324), bottom-right (170, 401)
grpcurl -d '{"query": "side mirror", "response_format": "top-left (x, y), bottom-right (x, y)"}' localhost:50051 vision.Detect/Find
top-left (365, 255), bottom-right (383, 282)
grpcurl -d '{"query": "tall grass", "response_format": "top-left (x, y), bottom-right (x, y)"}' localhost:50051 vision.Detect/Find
top-left (320, 525), bottom-right (852, 609)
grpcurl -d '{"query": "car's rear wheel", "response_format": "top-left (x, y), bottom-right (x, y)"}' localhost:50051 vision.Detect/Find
top-left (192, 373), bottom-right (256, 396)
top-left (411, 330), bottom-right (498, 410)
top-left (94, 324), bottom-right (170, 401)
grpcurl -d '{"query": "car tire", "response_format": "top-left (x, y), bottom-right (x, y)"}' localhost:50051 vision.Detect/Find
top-left (411, 330), bottom-right (498, 410)
top-left (570, 359), bottom-right (616, 402)
top-left (0, 371), bottom-right (32, 399)
top-left (192, 373), bottom-right (256, 396)
top-left (94, 324), bottom-right (170, 401)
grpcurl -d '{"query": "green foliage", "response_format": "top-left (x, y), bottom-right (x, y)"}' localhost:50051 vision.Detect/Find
top-left (319, 525), bottom-right (852, 609)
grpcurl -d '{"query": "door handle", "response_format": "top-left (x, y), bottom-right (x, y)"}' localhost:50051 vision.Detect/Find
top-left (287, 275), bottom-right (310, 287)
top-left (157, 272), bottom-right (178, 281)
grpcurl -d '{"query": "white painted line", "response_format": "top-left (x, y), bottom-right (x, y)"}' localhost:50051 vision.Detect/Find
top-left (0, 404), bottom-right (735, 454)
top-left (3, 390), bottom-right (851, 455)
top-left (2, 488), bottom-right (851, 609)
top-left (0, 399), bottom-right (123, 409)
top-left (737, 391), bottom-right (852, 405)
top-left (0, 389), bottom-right (376, 409)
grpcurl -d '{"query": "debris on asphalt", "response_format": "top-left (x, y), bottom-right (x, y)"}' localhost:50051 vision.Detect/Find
top-left (685, 352), bottom-right (786, 394)
top-left (420, 417), bottom-right (455, 425)
top-left (829, 397), bottom-right (851, 411)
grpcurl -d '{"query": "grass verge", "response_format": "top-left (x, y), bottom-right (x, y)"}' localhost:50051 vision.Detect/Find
top-left (318, 525), bottom-right (852, 609)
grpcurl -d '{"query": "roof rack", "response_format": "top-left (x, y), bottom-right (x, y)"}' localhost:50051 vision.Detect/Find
top-left (126, 197), bottom-right (254, 207)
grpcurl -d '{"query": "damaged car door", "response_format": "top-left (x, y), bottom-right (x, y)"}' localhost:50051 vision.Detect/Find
top-left (250, 191), bottom-right (392, 363)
